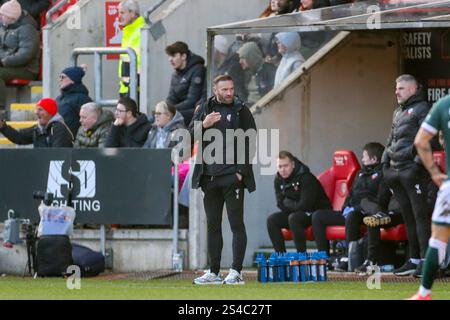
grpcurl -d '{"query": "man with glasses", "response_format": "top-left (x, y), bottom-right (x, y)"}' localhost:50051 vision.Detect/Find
top-left (143, 101), bottom-right (185, 149)
top-left (105, 97), bottom-right (151, 147)
top-left (55, 65), bottom-right (92, 137)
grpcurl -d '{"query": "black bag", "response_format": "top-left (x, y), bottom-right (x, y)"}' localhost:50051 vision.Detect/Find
top-left (72, 243), bottom-right (105, 277)
top-left (36, 235), bottom-right (73, 277)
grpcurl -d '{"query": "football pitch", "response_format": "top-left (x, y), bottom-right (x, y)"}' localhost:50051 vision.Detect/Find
top-left (0, 277), bottom-right (448, 300)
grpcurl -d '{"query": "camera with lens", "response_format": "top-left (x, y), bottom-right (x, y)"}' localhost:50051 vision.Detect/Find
top-left (33, 191), bottom-right (54, 206)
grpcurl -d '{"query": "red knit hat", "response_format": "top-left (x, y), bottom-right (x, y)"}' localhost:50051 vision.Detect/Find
top-left (36, 98), bottom-right (58, 116)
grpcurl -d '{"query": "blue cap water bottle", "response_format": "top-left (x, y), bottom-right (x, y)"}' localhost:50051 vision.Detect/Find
top-left (255, 253), bottom-right (268, 283)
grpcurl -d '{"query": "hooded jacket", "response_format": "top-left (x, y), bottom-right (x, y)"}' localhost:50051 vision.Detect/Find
top-left (105, 113), bottom-right (152, 148)
top-left (237, 42), bottom-right (275, 105)
top-left (274, 157), bottom-right (332, 213)
top-left (56, 82), bottom-right (92, 138)
top-left (0, 113), bottom-right (73, 147)
top-left (382, 86), bottom-right (430, 169)
top-left (0, 12), bottom-right (40, 74)
top-left (74, 110), bottom-right (114, 148)
top-left (274, 32), bottom-right (305, 86)
top-left (342, 163), bottom-right (391, 213)
top-left (189, 95), bottom-right (257, 192)
top-left (143, 111), bottom-right (186, 149)
top-left (167, 52), bottom-right (206, 126)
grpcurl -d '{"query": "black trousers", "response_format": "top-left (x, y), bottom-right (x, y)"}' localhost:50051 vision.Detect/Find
top-left (384, 165), bottom-right (431, 259)
top-left (311, 209), bottom-right (365, 253)
top-left (267, 210), bottom-right (312, 252)
top-left (366, 212), bottom-right (403, 263)
top-left (201, 174), bottom-right (246, 274)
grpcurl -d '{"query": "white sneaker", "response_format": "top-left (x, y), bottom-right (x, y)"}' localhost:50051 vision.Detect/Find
top-left (193, 270), bottom-right (223, 285)
top-left (223, 269), bottom-right (245, 285)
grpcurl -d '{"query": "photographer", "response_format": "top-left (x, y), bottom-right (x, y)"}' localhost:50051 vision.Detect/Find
top-left (0, 98), bottom-right (73, 147)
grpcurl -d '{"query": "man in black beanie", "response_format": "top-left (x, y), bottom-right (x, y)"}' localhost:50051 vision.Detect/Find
top-left (55, 65), bottom-right (92, 137)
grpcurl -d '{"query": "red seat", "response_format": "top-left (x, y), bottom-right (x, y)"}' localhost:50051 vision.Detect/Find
top-left (282, 150), bottom-right (361, 241)
top-left (5, 79), bottom-right (31, 86)
top-left (380, 224), bottom-right (407, 241)
top-left (433, 150), bottom-right (446, 173)
top-left (379, 151), bottom-right (446, 241)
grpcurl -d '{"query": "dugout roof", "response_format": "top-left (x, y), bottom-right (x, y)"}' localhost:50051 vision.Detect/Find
top-left (208, 0), bottom-right (450, 34)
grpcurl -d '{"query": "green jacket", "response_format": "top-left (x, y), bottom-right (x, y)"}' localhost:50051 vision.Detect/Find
top-left (119, 16), bottom-right (145, 94)
top-left (74, 110), bottom-right (114, 148)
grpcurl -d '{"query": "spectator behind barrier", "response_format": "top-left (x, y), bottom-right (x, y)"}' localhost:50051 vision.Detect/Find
top-left (267, 150), bottom-right (332, 253)
top-left (0, 0), bottom-right (40, 112)
top-left (260, 0), bottom-right (279, 17)
top-left (297, 0), bottom-right (330, 11)
top-left (237, 42), bottom-right (275, 106)
top-left (212, 35), bottom-right (246, 102)
top-left (56, 65), bottom-right (92, 137)
top-left (118, 0), bottom-right (144, 98)
top-left (0, 0), bottom-right (50, 28)
top-left (274, 32), bottom-right (305, 86)
top-left (310, 142), bottom-right (390, 271)
top-left (143, 100), bottom-right (186, 150)
top-left (74, 102), bottom-right (114, 148)
top-left (165, 41), bottom-right (206, 127)
top-left (277, 0), bottom-right (297, 14)
top-left (0, 97), bottom-right (73, 147)
top-left (105, 96), bottom-right (151, 148)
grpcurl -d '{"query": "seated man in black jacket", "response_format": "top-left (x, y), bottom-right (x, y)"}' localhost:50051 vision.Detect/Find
top-left (267, 150), bottom-right (332, 253)
top-left (105, 97), bottom-right (152, 148)
top-left (311, 142), bottom-right (388, 270)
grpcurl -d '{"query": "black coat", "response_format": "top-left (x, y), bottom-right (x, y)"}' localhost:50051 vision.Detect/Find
top-left (0, 114), bottom-right (73, 147)
top-left (105, 113), bottom-right (152, 148)
top-left (167, 52), bottom-right (206, 126)
top-left (189, 96), bottom-right (256, 192)
top-left (382, 87), bottom-right (430, 169)
top-left (342, 164), bottom-right (391, 213)
top-left (274, 157), bottom-right (332, 213)
top-left (56, 83), bottom-right (92, 138)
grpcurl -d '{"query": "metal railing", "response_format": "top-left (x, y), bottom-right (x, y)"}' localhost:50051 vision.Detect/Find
top-left (144, 0), bottom-right (168, 24)
top-left (71, 47), bottom-right (138, 106)
top-left (45, 0), bottom-right (70, 26)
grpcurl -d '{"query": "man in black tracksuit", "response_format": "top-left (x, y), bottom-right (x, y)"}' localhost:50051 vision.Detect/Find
top-left (382, 74), bottom-right (432, 277)
top-left (267, 151), bottom-right (331, 253)
top-left (190, 74), bottom-right (256, 285)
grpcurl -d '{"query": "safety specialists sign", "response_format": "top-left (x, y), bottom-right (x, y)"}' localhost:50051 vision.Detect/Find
top-left (0, 149), bottom-right (172, 225)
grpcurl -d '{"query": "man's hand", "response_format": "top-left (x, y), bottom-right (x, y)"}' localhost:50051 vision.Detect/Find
top-left (202, 112), bottom-right (221, 128)
top-left (113, 118), bottom-right (124, 126)
top-left (431, 172), bottom-right (448, 187)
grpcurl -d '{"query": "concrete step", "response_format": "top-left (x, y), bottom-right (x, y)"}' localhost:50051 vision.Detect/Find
top-left (10, 103), bottom-right (36, 121)
top-left (6, 121), bottom-right (37, 129)
top-left (31, 85), bottom-right (43, 102)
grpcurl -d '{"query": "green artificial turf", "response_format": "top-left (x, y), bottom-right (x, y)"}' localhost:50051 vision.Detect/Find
top-left (0, 277), bottom-right (448, 300)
